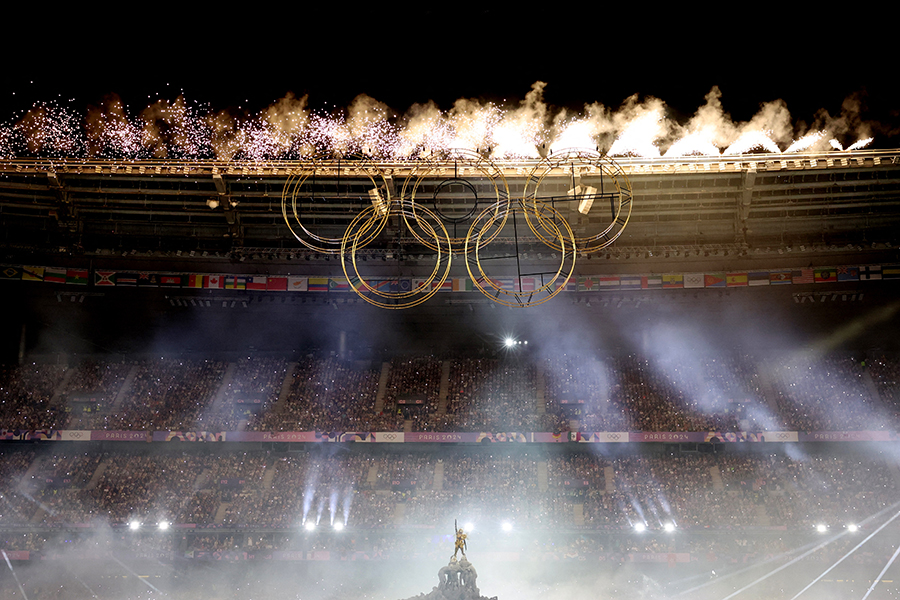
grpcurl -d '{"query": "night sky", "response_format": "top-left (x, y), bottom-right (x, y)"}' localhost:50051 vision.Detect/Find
top-left (3, 8), bottom-right (897, 144)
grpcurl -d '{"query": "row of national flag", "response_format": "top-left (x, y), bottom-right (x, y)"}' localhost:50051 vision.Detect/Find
top-left (2, 264), bottom-right (899, 292)
top-left (576, 266), bottom-right (895, 291)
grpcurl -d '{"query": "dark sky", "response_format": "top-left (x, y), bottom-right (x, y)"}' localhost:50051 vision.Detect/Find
top-left (3, 8), bottom-right (897, 143)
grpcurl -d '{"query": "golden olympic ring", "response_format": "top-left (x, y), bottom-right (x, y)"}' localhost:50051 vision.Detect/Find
top-left (282, 158), bottom-right (392, 254)
top-left (522, 149), bottom-right (633, 253)
top-left (399, 149), bottom-right (510, 254)
top-left (464, 199), bottom-right (576, 308)
top-left (341, 199), bottom-right (452, 309)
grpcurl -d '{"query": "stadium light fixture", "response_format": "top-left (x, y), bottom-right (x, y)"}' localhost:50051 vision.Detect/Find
top-left (816, 524), bottom-right (828, 533)
top-left (333, 522), bottom-right (345, 531)
top-left (129, 520), bottom-right (141, 531)
top-left (664, 522), bottom-right (676, 533)
top-left (501, 521), bottom-right (513, 532)
top-left (158, 521), bottom-right (170, 531)
top-left (633, 522), bottom-right (646, 533)
top-left (464, 522), bottom-right (474, 532)
top-left (847, 523), bottom-right (859, 532)
top-left (504, 337), bottom-right (516, 348)
top-left (369, 188), bottom-right (387, 216)
top-left (304, 521), bottom-right (316, 531)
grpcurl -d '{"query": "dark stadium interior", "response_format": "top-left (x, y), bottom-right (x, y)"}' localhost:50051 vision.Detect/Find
top-left (3, 21), bottom-right (900, 594)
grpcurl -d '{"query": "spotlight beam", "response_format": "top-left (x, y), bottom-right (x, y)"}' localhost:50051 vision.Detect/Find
top-left (671, 539), bottom-right (822, 597)
top-left (788, 507), bottom-right (900, 600)
top-left (1, 550), bottom-right (29, 600)
top-left (715, 531), bottom-right (850, 600)
top-left (861, 544), bottom-right (900, 600)
top-left (110, 555), bottom-right (164, 594)
top-left (714, 500), bottom-right (900, 600)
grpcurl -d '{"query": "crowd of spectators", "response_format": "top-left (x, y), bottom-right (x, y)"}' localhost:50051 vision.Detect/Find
top-left (2, 350), bottom-right (899, 433)
top-left (0, 448), bottom-right (895, 535)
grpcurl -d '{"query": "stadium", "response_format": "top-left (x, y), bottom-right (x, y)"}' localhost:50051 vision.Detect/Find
top-left (1, 78), bottom-right (900, 600)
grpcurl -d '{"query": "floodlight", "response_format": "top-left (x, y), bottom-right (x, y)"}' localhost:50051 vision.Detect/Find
top-left (464, 522), bottom-right (474, 532)
top-left (633, 522), bottom-right (646, 532)
top-left (158, 521), bottom-right (170, 531)
top-left (816, 524), bottom-right (828, 533)
top-left (847, 523), bottom-right (858, 532)
top-left (501, 521), bottom-right (513, 532)
top-left (333, 521), bottom-right (345, 531)
top-left (129, 520), bottom-right (141, 531)
top-left (304, 521), bottom-right (316, 531)
top-left (369, 188), bottom-right (387, 215)
top-left (504, 338), bottom-right (516, 348)
top-left (664, 522), bottom-right (676, 533)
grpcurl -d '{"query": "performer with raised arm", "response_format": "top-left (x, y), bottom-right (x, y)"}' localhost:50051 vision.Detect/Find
top-left (453, 519), bottom-right (467, 559)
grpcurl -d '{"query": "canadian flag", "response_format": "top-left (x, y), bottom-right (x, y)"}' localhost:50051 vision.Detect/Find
top-left (205, 275), bottom-right (225, 289)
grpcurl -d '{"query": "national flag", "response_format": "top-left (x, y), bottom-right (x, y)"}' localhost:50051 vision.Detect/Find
top-left (159, 275), bottom-right (183, 287)
top-left (704, 273), bottom-right (727, 288)
top-left (308, 278), bottom-right (330, 292)
top-left (859, 265), bottom-right (881, 281)
top-left (792, 269), bottom-right (814, 284)
top-left (563, 277), bottom-right (578, 292)
top-left (43, 267), bottom-right (67, 284)
top-left (515, 277), bottom-right (536, 293)
top-left (94, 271), bottom-right (116, 286)
top-left (246, 276), bottom-right (268, 291)
top-left (267, 276), bottom-right (288, 292)
top-left (398, 279), bottom-right (412, 292)
top-left (683, 273), bottom-right (705, 289)
top-left (837, 266), bottom-right (860, 282)
top-left (204, 275), bottom-right (225, 289)
top-left (598, 276), bottom-right (620, 290)
top-left (412, 278), bottom-right (430, 292)
top-left (66, 268), bottom-right (89, 285)
top-left (619, 275), bottom-right (642, 290)
top-left (366, 279), bottom-right (393, 293)
top-left (769, 270), bottom-right (792, 285)
top-left (748, 272), bottom-right (770, 286)
top-left (883, 265), bottom-right (900, 280)
top-left (726, 273), bottom-right (748, 287)
top-left (578, 277), bottom-right (597, 292)
top-left (493, 278), bottom-right (516, 291)
top-left (287, 276), bottom-right (308, 292)
top-left (116, 272), bottom-right (138, 286)
top-left (22, 266), bottom-right (45, 281)
top-left (329, 278), bottom-right (350, 292)
top-left (0, 266), bottom-right (22, 280)
top-left (814, 268), bottom-right (837, 283)
top-left (662, 274), bottom-right (683, 289)
top-left (642, 275), bottom-right (662, 289)
top-left (431, 278), bottom-right (453, 291)
top-left (185, 274), bottom-right (205, 289)
top-left (137, 273), bottom-right (159, 287)
top-left (225, 275), bottom-right (246, 290)
top-left (452, 278), bottom-right (471, 292)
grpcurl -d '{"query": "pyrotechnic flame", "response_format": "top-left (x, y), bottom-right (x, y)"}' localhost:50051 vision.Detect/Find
top-left (663, 129), bottom-right (720, 157)
top-left (0, 85), bottom-right (880, 160)
top-left (785, 131), bottom-right (825, 153)
top-left (607, 109), bottom-right (665, 157)
top-left (724, 130), bottom-right (781, 155)
top-left (847, 137), bottom-right (874, 151)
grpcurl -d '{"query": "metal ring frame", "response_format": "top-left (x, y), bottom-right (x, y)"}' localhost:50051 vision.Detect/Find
top-left (282, 150), bottom-right (633, 309)
top-left (523, 149), bottom-right (633, 253)
top-left (399, 149), bottom-right (511, 254)
top-left (465, 200), bottom-right (576, 308)
top-left (282, 157), bottom-right (393, 254)
top-left (341, 200), bottom-right (452, 310)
